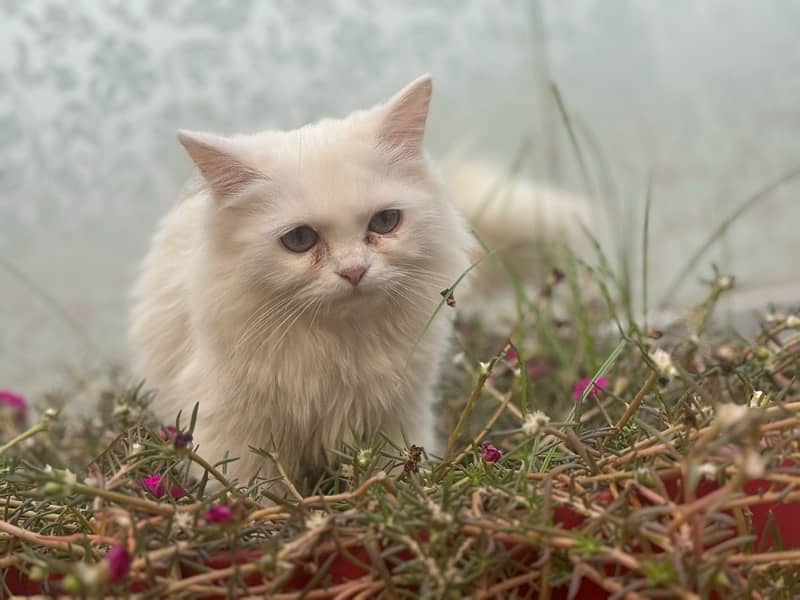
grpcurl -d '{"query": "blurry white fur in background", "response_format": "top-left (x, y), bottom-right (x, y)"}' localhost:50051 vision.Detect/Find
top-left (441, 158), bottom-right (597, 333)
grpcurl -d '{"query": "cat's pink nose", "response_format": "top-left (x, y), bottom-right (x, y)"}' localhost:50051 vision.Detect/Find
top-left (337, 266), bottom-right (367, 286)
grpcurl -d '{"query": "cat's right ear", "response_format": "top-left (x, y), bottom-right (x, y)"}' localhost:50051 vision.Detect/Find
top-left (177, 130), bottom-right (266, 205)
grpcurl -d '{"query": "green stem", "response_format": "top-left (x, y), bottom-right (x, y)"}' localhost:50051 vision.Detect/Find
top-left (0, 422), bottom-right (49, 457)
top-left (187, 450), bottom-right (234, 490)
top-left (68, 483), bottom-right (175, 516)
top-left (434, 355), bottom-right (499, 482)
top-left (614, 371), bottom-right (658, 432)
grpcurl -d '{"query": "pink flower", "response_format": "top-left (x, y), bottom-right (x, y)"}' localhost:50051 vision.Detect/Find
top-left (572, 377), bottom-right (609, 402)
top-left (159, 425), bottom-right (178, 441)
top-left (159, 425), bottom-right (193, 450)
top-left (504, 347), bottom-right (550, 379)
top-left (525, 360), bottom-right (549, 379)
top-left (0, 390), bottom-right (27, 425)
top-left (204, 504), bottom-right (233, 524)
top-left (505, 346), bottom-right (518, 363)
top-left (480, 442), bottom-right (503, 463)
top-left (139, 474), bottom-right (184, 499)
top-left (105, 544), bottom-right (131, 583)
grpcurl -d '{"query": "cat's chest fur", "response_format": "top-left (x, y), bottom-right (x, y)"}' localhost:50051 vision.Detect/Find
top-left (271, 337), bottom-right (390, 405)
top-left (188, 302), bottom-right (445, 481)
top-left (236, 318), bottom-right (417, 416)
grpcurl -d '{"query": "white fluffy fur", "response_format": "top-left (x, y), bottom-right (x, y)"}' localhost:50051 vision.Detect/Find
top-left (129, 75), bottom-right (596, 489)
top-left (129, 76), bottom-right (475, 488)
top-left (444, 160), bottom-right (593, 330)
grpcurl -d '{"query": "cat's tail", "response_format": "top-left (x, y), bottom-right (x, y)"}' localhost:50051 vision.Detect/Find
top-left (439, 159), bottom-right (597, 330)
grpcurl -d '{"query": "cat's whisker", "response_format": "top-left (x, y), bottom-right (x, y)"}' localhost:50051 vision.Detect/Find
top-left (234, 297), bottom-right (299, 351)
top-left (268, 297), bottom-right (318, 350)
top-left (385, 281), bottom-right (446, 308)
top-left (383, 285), bottom-right (431, 310)
top-left (235, 295), bottom-right (312, 353)
top-left (254, 301), bottom-right (311, 346)
top-left (308, 298), bottom-right (324, 331)
top-left (234, 287), bottom-right (298, 336)
top-left (393, 271), bottom-right (454, 291)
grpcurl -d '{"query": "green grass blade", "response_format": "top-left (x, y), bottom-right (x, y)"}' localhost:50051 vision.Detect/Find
top-left (659, 165), bottom-right (800, 308)
top-left (642, 175), bottom-right (653, 331)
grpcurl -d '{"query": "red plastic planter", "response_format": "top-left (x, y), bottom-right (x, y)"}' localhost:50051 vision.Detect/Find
top-left (3, 473), bottom-right (799, 598)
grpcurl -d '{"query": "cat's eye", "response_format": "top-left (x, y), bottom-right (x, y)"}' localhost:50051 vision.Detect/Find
top-left (368, 209), bottom-right (401, 234)
top-left (280, 226), bottom-right (319, 253)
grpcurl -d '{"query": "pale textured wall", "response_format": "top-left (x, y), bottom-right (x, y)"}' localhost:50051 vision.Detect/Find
top-left (1, 1), bottom-right (799, 396)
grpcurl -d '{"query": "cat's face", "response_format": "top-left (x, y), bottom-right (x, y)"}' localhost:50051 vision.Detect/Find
top-left (225, 132), bottom-right (445, 312)
top-left (180, 75), bottom-right (464, 317)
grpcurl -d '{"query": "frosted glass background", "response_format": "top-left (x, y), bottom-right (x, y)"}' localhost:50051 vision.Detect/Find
top-left (2, 1), bottom-right (799, 396)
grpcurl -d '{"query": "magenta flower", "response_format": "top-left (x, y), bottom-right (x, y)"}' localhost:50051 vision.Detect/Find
top-left (139, 474), bottom-right (185, 499)
top-left (204, 504), bottom-right (233, 524)
top-left (504, 347), bottom-right (550, 379)
top-left (105, 544), bottom-right (131, 583)
top-left (526, 360), bottom-right (549, 379)
top-left (159, 425), bottom-right (178, 441)
top-left (572, 377), bottom-right (609, 402)
top-left (480, 442), bottom-right (503, 463)
top-left (505, 346), bottom-right (518, 363)
top-left (0, 390), bottom-right (27, 425)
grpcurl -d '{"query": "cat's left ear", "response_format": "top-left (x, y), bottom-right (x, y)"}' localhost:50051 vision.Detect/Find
top-left (375, 74), bottom-right (433, 162)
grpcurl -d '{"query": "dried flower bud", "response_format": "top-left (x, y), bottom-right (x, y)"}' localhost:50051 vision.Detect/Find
top-left (712, 344), bottom-right (740, 371)
top-left (404, 444), bottom-right (423, 474)
top-left (650, 348), bottom-right (678, 379)
top-left (173, 430), bottom-right (193, 451)
top-left (172, 510), bottom-right (194, 534)
top-left (750, 390), bottom-right (766, 408)
top-left (521, 411), bottom-right (550, 437)
top-left (440, 288), bottom-right (456, 307)
top-left (697, 463), bottom-right (718, 480)
top-left (717, 275), bottom-right (734, 290)
top-left (305, 510), bottom-right (328, 530)
top-left (646, 328), bottom-right (663, 340)
top-left (715, 403), bottom-right (749, 428)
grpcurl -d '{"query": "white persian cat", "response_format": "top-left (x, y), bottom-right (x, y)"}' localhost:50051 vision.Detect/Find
top-left (129, 75), bottom-right (591, 488)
